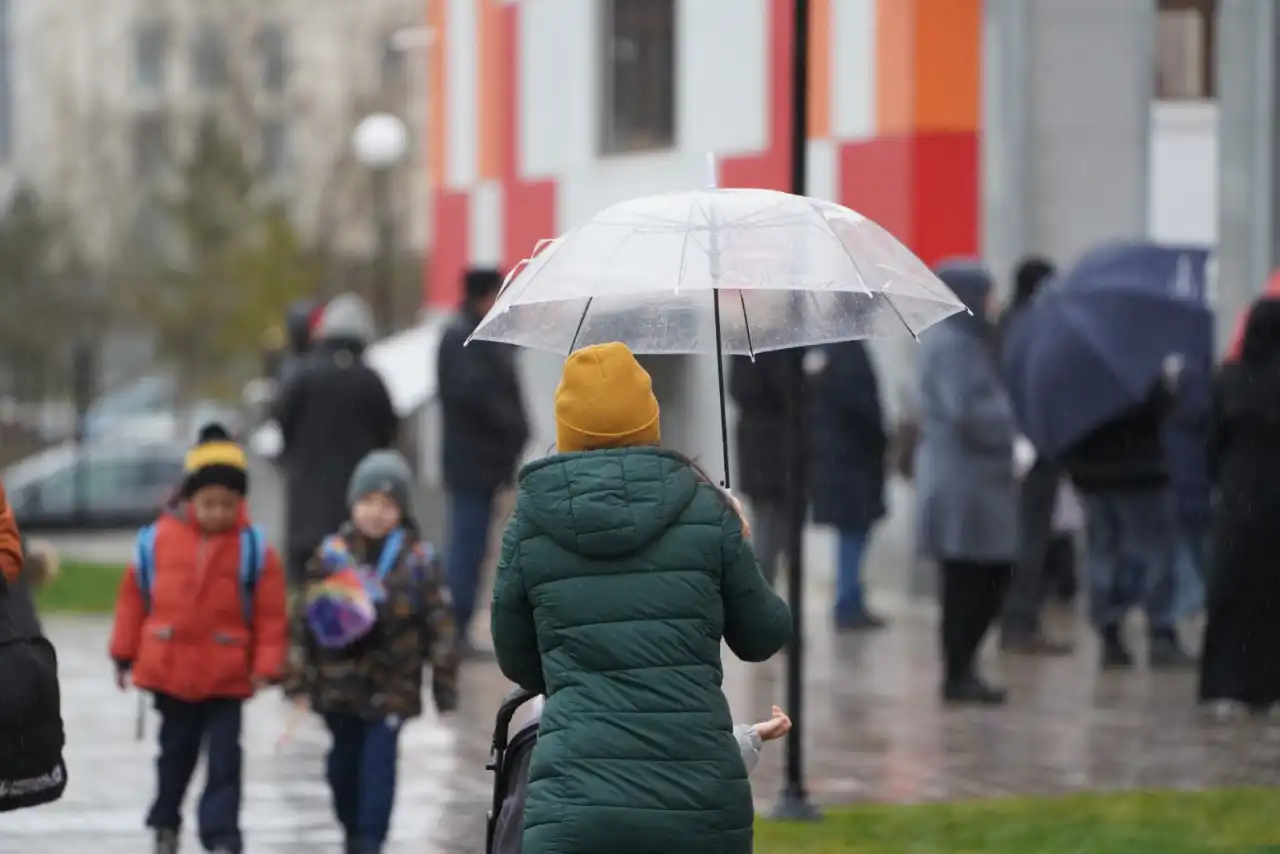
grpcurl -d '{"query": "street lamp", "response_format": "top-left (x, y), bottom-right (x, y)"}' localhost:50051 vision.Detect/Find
top-left (352, 112), bottom-right (409, 335)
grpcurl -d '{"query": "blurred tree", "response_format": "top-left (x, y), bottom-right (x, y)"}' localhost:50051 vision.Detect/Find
top-left (0, 188), bottom-right (85, 403)
top-left (133, 118), bottom-right (318, 400)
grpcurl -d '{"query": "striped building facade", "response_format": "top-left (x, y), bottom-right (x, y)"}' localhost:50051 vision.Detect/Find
top-left (423, 0), bottom-right (982, 308)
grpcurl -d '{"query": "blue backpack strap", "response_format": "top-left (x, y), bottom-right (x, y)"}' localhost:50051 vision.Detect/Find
top-left (239, 525), bottom-right (267, 623)
top-left (133, 524), bottom-right (159, 613)
top-left (375, 528), bottom-right (406, 580)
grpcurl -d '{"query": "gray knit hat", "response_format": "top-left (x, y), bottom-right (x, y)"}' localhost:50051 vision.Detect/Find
top-left (347, 450), bottom-right (413, 511)
top-left (317, 292), bottom-right (376, 344)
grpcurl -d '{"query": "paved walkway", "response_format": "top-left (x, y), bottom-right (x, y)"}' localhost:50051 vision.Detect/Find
top-left (8, 604), bottom-right (1280, 853)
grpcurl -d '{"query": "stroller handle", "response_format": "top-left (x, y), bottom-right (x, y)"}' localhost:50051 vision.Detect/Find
top-left (492, 686), bottom-right (541, 753)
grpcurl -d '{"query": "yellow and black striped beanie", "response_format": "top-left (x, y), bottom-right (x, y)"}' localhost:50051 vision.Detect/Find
top-left (181, 423), bottom-right (248, 498)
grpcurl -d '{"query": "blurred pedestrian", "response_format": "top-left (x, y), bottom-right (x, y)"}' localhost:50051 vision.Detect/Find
top-left (1060, 359), bottom-right (1192, 669)
top-left (274, 293), bottom-right (398, 587)
top-left (805, 341), bottom-right (889, 630)
top-left (277, 298), bottom-right (321, 388)
top-left (998, 256), bottom-right (1074, 655)
top-left (283, 450), bottom-right (458, 854)
top-left (1200, 299), bottom-right (1280, 714)
top-left (916, 262), bottom-right (1017, 705)
top-left (1165, 352), bottom-right (1212, 619)
top-left (0, 484), bottom-right (67, 814)
top-left (436, 268), bottom-right (529, 656)
top-left (728, 353), bottom-right (789, 584)
top-left (491, 342), bottom-right (790, 854)
top-left (109, 425), bottom-right (288, 854)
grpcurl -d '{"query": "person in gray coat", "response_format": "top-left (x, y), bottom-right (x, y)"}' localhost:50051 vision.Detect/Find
top-left (916, 261), bottom-right (1019, 706)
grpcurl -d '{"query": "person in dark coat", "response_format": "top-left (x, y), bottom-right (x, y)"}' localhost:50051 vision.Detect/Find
top-left (436, 268), bottom-right (529, 654)
top-left (1199, 299), bottom-right (1280, 713)
top-left (728, 352), bottom-right (789, 584)
top-left (805, 341), bottom-right (888, 630)
top-left (997, 256), bottom-right (1074, 655)
top-left (1059, 360), bottom-right (1192, 669)
top-left (274, 293), bottom-right (399, 586)
top-left (0, 488), bottom-right (67, 813)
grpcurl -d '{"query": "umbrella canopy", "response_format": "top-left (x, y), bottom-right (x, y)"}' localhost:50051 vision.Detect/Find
top-left (468, 188), bottom-right (965, 355)
top-left (1004, 242), bottom-right (1212, 457)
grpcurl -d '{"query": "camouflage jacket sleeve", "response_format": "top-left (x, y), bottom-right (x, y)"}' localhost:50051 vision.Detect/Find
top-left (413, 543), bottom-right (459, 713)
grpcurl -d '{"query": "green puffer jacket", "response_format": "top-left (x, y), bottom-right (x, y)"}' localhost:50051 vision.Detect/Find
top-left (491, 447), bottom-right (792, 854)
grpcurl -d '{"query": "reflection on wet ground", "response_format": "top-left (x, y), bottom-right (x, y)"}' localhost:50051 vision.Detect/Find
top-left (7, 603), bottom-right (1278, 853)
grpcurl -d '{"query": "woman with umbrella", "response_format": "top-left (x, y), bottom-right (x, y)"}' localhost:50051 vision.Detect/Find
top-left (1200, 298), bottom-right (1280, 715)
top-left (916, 261), bottom-right (1018, 706)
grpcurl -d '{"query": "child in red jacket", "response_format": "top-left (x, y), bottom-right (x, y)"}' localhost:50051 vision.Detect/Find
top-left (109, 424), bottom-right (287, 854)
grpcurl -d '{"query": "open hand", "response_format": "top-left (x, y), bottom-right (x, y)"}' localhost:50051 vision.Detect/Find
top-left (115, 669), bottom-right (130, 692)
top-left (754, 705), bottom-right (792, 741)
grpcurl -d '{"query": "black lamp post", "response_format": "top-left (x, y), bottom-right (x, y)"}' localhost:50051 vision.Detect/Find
top-left (770, 0), bottom-right (821, 823)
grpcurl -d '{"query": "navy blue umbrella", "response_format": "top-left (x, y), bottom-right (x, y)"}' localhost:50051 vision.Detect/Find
top-left (1004, 241), bottom-right (1212, 457)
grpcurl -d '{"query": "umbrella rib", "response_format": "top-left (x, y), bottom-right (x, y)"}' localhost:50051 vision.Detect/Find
top-left (737, 290), bottom-right (755, 359)
top-left (807, 201), bottom-right (919, 339)
top-left (567, 297), bottom-right (594, 353)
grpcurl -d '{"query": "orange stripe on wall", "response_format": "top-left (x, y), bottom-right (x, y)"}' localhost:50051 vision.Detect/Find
top-left (807, 0), bottom-right (831, 138)
top-left (477, 0), bottom-right (503, 181)
top-left (873, 0), bottom-right (981, 135)
top-left (427, 0), bottom-right (447, 185)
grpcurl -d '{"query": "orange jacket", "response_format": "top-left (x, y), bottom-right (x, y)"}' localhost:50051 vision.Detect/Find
top-left (108, 504), bottom-right (287, 701)
top-left (0, 480), bottom-right (23, 584)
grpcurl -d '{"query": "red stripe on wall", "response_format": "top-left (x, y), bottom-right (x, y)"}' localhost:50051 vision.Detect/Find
top-left (498, 3), bottom-right (557, 270)
top-left (838, 132), bottom-right (979, 267)
top-left (429, 190), bottom-right (471, 308)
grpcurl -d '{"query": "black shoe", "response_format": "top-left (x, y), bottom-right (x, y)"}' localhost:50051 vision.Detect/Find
top-left (1001, 631), bottom-right (1075, 656)
top-left (835, 610), bottom-right (887, 632)
top-left (942, 675), bottom-right (1007, 706)
top-left (1149, 631), bottom-right (1196, 669)
top-left (1100, 625), bottom-right (1134, 669)
top-left (154, 828), bottom-right (179, 854)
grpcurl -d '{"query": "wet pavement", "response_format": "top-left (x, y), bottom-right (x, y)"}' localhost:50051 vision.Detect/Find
top-left (7, 601), bottom-right (1280, 853)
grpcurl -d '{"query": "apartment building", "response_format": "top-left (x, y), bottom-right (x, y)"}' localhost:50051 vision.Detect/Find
top-left (5, 0), bottom-right (428, 264)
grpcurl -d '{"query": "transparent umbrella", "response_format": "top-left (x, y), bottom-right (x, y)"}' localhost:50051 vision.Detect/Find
top-left (467, 188), bottom-right (966, 482)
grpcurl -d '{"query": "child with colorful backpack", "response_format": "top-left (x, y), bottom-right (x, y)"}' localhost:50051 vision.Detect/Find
top-left (109, 424), bottom-right (288, 854)
top-left (283, 449), bottom-right (458, 854)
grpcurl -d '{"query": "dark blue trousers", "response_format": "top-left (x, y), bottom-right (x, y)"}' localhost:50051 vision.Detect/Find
top-left (446, 488), bottom-right (496, 644)
top-left (147, 695), bottom-right (243, 853)
top-left (324, 714), bottom-right (401, 848)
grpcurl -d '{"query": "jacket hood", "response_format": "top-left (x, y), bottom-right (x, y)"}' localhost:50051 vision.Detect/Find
top-left (515, 447), bottom-right (700, 558)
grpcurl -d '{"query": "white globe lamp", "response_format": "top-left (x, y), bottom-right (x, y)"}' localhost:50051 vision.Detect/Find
top-left (352, 113), bottom-right (409, 169)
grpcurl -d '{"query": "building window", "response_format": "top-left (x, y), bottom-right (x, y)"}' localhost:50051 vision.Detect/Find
top-left (192, 22), bottom-right (228, 90)
top-left (132, 113), bottom-right (170, 180)
top-left (259, 116), bottom-right (288, 179)
top-left (257, 23), bottom-right (289, 94)
top-left (1156, 0), bottom-right (1216, 100)
top-left (134, 21), bottom-right (168, 93)
top-left (600, 0), bottom-right (676, 154)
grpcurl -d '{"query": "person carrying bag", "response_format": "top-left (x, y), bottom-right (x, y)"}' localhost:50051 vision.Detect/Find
top-left (0, 482), bottom-right (68, 812)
